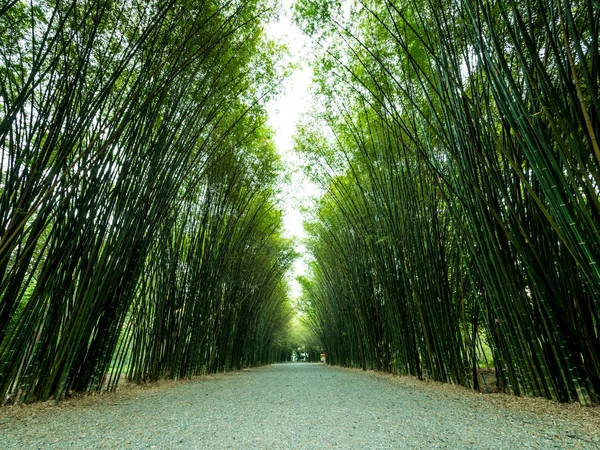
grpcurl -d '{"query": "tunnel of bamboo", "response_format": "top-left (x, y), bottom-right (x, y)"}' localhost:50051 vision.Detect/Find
top-left (1, 0), bottom-right (599, 406)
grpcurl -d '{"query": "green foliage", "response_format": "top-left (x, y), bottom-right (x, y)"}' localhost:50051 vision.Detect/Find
top-left (296, 0), bottom-right (600, 405)
top-left (0, 0), bottom-right (293, 404)
top-left (293, 0), bottom-right (343, 37)
top-left (278, 314), bottom-right (320, 360)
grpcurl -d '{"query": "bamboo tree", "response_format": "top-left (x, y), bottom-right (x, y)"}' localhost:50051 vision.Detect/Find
top-left (296, 0), bottom-right (599, 404)
top-left (0, 0), bottom-right (294, 404)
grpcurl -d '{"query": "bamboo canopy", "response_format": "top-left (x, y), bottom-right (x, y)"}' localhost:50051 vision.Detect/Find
top-left (0, 0), bottom-right (293, 404)
top-left (2, 0), bottom-right (599, 407)
top-left (296, 0), bottom-right (600, 405)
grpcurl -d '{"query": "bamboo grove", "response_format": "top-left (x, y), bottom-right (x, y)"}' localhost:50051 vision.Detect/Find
top-left (0, 0), bottom-right (294, 404)
top-left (296, 0), bottom-right (600, 404)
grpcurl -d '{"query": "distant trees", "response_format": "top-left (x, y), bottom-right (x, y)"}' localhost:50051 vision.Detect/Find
top-left (296, 0), bottom-right (600, 404)
top-left (277, 314), bottom-right (321, 361)
top-left (0, 0), bottom-right (293, 404)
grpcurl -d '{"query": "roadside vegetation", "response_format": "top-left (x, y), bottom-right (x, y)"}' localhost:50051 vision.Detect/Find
top-left (295, 0), bottom-right (600, 405)
top-left (0, 0), bottom-right (294, 404)
top-left (2, 0), bottom-right (599, 409)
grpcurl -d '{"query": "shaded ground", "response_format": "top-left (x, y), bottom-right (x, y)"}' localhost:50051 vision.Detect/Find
top-left (1, 363), bottom-right (599, 449)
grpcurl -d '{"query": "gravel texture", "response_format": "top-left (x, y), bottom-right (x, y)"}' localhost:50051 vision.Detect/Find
top-left (0, 363), bottom-right (598, 449)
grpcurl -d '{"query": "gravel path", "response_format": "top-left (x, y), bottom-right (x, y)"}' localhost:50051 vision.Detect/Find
top-left (0, 363), bottom-right (598, 449)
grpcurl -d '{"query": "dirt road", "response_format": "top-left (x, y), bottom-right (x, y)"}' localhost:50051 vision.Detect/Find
top-left (1, 363), bottom-right (598, 449)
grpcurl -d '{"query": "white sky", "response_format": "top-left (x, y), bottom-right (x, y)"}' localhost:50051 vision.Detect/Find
top-left (264, 0), bottom-right (317, 301)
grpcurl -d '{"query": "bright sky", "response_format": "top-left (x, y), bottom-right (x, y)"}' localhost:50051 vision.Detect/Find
top-left (265, 0), bottom-right (317, 301)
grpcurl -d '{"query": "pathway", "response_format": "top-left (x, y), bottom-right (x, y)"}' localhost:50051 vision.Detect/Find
top-left (1, 363), bottom-right (598, 449)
